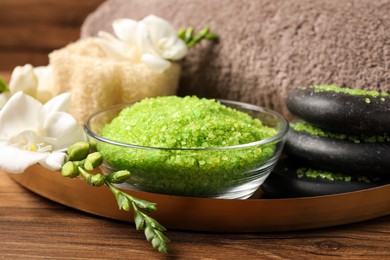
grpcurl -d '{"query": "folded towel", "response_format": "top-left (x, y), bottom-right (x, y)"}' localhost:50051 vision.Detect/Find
top-left (82, 0), bottom-right (390, 119)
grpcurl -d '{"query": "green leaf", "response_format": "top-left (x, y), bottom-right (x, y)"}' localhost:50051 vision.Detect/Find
top-left (0, 77), bottom-right (9, 94)
top-left (116, 192), bottom-right (131, 211)
top-left (154, 229), bottom-right (170, 243)
top-left (148, 227), bottom-right (169, 253)
top-left (133, 209), bottom-right (145, 230)
top-left (105, 179), bottom-right (169, 253)
top-left (144, 225), bottom-right (155, 242)
top-left (149, 220), bottom-right (167, 232)
top-left (131, 197), bottom-right (157, 212)
top-left (142, 213), bottom-right (166, 232)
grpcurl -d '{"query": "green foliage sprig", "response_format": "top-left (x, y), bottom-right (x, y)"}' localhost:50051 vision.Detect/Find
top-left (178, 26), bottom-right (218, 48)
top-left (61, 141), bottom-right (170, 253)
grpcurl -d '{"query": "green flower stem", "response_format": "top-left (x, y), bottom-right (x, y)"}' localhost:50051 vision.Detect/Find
top-left (105, 182), bottom-right (168, 253)
top-left (78, 166), bottom-right (105, 187)
top-left (136, 206), bottom-right (170, 254)
top-left (61, 144), bottom-right (168, 253)
top-left (105, 182), bottom-right (157, 212)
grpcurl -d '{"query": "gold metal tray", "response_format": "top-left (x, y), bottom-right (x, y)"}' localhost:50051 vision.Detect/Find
top-left (5, 164), bottom-right (390, 232)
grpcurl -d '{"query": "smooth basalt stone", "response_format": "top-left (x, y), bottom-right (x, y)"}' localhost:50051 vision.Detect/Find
top-left (286, 88), bottom-right (390, 134)
top-left (261, 159), bottom-right (390, 198)
top-left (284, 128), bottom-right (390, 175)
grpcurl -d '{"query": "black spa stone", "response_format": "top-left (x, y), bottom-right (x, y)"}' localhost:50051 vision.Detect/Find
top-left (261, 159), bottom-right (390, 198)
top-left (284, 127), bottom-right (390, 175)
top-left (286, 85), bottom-right (390, 134)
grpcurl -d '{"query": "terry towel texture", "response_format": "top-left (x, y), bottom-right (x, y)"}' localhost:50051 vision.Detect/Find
top-left (82, 0), bottom-right (390, 118)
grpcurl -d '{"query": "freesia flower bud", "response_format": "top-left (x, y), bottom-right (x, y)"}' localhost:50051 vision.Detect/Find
top-left (84, 152), bottom-right (104, 170)
top-left (107, 170), bottom-right (131, 183)
top-left (67, 142), bottom-right (90, 161)
top-left (88, 173), bottom-right (106, 187)
top-left (61, 161), bottom-right (80, 178)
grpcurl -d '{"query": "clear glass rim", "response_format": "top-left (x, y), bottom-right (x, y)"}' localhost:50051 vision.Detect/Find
top-left (84, 99), bottom-right (289, 151)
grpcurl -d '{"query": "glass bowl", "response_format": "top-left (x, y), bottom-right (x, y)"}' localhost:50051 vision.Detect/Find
top-left (84, 99), bottom-right (288, 199)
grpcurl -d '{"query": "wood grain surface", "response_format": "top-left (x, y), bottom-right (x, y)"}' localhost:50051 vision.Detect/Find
top-left (0, 0), bottom-right (105, 70)
top-left (1, 169), bottom-right (390, 259)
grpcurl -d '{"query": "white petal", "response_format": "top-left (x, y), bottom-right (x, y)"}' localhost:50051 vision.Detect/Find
top-left (141, 54), bottom-right (171, 73)
top-left (52, 124), bottom-right (86, 151)
top-left (0, 141), bottom-right (48, 173)
top-left (43, 111), bottom-right (86, 150)
top-left (0, 92), bottom-right (44, 139)
top-left (140, 15), bottom-right (188, 60)
top-left (0, 92), bottom-right (11, 109)
top-left (136, 21), bottom-right (158, 56)
top-left (95, 32), bottom-right (136, 60)
top-left (44, 111), bottom-right (77, 137)
top-left (9, 64), bottom-right (38, 97)
top-left (43, 93), bottom-right (71, 113)
top-left (142, 15), bottom-right (177, 43)
top-left (160, 38), bottom-right (188, 60)
top-left (39, 151), bottom-right (67, 171)
top-left (113, 18), bottom-right (138, 43)
top-left (34, 65), bottom-right (55, 103)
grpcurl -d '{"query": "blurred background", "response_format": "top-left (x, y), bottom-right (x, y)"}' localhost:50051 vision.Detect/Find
top-left (0, 0), bottom-right (104, 71)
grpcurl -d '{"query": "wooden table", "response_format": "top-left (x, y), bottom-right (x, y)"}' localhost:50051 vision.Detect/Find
top-left (1, 170), bottom-right (390, 259)
top-left (1, 71), bottom-right (390, 258)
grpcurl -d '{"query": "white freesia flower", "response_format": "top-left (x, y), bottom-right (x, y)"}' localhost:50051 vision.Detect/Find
top-left (0, 92), bottom-right (86, 173)
top-left (96, 15), bottom-right (188, 73)
top-left (0, 64), bottom-right (55, 109)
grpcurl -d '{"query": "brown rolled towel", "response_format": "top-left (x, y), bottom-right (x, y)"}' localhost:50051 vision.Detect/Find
top-left (82, 0), bottom-right (390, 118)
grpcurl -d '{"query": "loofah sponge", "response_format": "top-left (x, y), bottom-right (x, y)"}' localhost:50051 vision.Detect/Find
top-left (49, 38), bottom-right (181, 123)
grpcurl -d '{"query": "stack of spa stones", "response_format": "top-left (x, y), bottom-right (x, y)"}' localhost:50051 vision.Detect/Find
top-left (262, 85), bottom-right (390, 198)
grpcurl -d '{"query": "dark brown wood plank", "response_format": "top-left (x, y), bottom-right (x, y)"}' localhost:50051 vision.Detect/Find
top-left (0, 25), bottom-right (79, 49)
top-left (1, 168), bottom-right (390, 259)
top-left (0, 0), bottom-right (104, 25)
top-left (0, 71), bottom-right (11, 82)
top-left (0, 0), bottom-right (105, 71)
top-left (0, 51), bottom-right (49, 71)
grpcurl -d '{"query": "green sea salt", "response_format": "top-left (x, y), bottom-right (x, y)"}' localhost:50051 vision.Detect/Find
top-left (98, 96), bottom-right (279, 197)
top-left (296, 167), bottom-right (375, 183)
top-left (307, 84), bottom-right (389, 98)
top-left (291, 121), bottom-right (390, 144)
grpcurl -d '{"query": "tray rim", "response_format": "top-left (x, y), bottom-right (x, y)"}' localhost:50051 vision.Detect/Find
top-left (5, 164), bottom-right (390, 233)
